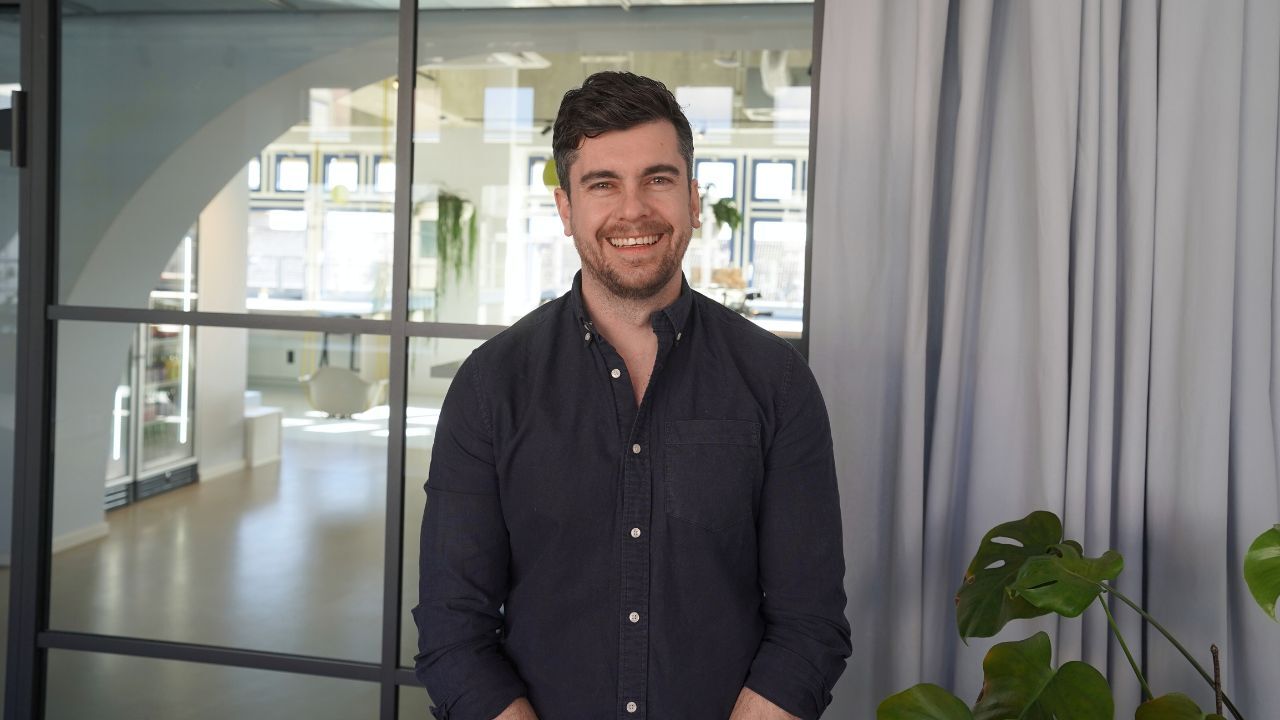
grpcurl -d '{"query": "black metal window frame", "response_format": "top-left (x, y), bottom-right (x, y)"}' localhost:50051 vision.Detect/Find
top-left (2, 0), bottom-right (828, 717)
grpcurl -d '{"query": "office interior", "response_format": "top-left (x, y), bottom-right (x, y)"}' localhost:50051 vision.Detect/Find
top-left (0, 1), bottom-right (820, 717)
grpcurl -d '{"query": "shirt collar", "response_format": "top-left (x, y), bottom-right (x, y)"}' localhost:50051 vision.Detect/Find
top-left (571, 271), bottom-right (693, 344)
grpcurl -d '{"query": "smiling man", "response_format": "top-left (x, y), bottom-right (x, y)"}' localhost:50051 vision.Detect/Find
top-left (413, 72), bottom-right (850, 720)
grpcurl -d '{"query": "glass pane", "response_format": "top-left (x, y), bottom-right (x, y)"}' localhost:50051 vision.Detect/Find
top-left (0, 5), bottom-right (19, 705)
top-left (410, 8), bottom-right (815, 340)
top-left (46, 650), bottom-right (378, 720)
top-left (401, 337), bottom-right (485, 667)
top-left (59, 5), bottom-right (398, 318)
top-left (52, 322), bottom-right (389, 662)
top-left (400, 684), bottom-right (435, 719)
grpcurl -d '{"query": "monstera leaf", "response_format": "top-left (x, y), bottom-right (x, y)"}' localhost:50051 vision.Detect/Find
top-left (971, 632), bottom-right (1113, 720)
top-left (877, 684), bottom-right (972, 720)
top-left (1244, 524), bottom-right (1280, 622)
top-left (1009, 543), bottom-right (1124, 617)
top-left (956, 511), bottom-right (1066, 638)
top-left (1135, 693), bottom-right (1227, 720)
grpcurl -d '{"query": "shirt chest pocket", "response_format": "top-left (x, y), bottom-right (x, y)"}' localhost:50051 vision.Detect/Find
top-left (663, 418), bottom-right (762, 532)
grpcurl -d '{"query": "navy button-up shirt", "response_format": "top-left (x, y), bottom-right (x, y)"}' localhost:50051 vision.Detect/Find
top-left (413, 274), bottom-right (850, 720)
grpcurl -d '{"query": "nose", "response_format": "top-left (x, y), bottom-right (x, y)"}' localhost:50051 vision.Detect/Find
top-left (616, 184), bottom-right (649, 221)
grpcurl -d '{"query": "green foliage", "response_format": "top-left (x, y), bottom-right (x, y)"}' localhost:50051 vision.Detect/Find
top-left (1243, 525), bottom-right (1280, 622)
top-left (955, 510), bottom-right (1065, 639)
top-left (883, 510), bottom-right (1276, 720)
top-left (1010, 544), bottom-right (1124, 618)
top-left (436, 191), bottom-right (477, 291)
top-left (875, 634), bottom-right (1114, 720)
top-left (877, 684), bottom-right (972, 720)
top-left (711, 197), bottom-right (742, 234)
top-left (972, 632), bottom-right (1113, 720)
top-left (1135, 693), bottom-right (1227, 720)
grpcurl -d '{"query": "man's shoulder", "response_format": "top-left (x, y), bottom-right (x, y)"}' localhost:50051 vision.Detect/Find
top-left (462, 293), bottom-right (569, 373)
top-left (691, 290), bottom-right (803, 368)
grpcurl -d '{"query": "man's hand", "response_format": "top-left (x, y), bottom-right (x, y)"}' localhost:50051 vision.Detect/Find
top-left (728, 687), bottom-right (801, 720)
top-left (492, 697), bottom-right (539, 720)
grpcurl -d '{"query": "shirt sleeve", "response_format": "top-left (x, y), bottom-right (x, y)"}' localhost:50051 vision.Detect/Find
top-left (744, 353), bottom-right (852, 720)
top-left (412, 357), bottom-right (528, 720)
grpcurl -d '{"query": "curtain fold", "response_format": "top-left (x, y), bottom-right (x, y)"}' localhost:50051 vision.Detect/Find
top-left (810, 0), bottom-right (1280, 715)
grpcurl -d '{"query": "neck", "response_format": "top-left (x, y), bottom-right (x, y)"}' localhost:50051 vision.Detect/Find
top-left (580, 272), bottom-right (682, 336)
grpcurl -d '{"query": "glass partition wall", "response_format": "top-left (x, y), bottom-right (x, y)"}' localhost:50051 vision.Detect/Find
top-left (10, 1), bottom-right (820, 718)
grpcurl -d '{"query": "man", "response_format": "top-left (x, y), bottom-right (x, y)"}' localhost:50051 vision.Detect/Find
top-left (413, 71), bottom-right (850, 720)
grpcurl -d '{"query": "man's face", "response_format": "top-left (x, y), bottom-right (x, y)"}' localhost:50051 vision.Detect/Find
top-left (554, 120), bottom-right (700, 302)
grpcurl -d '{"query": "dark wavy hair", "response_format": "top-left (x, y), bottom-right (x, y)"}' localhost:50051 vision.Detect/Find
top-left (552, 71), bottom-right (694, 197)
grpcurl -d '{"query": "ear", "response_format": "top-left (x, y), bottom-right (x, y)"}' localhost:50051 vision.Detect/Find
top-left (553, 187), bottom-right (573, 237)
top-left (689, 179), bottom-right (702, 229)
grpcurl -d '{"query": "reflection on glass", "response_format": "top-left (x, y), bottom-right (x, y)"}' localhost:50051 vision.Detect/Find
top-left (483, 86), bottom-right (534, 144)
top-left (410, 43), bottom-right (814, 335)
top-left (46, 651), bottom-right (378, 720)
top-left (59, 10), bottom-right (397, 316)
top-left (401, 337), bottom-right (485, 667)
top-left (676, 85), bottom-right (734, 143)
top-left (53, 323), bottom-right (389, 662)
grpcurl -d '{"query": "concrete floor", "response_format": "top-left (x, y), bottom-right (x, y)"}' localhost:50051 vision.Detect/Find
top-left (1, 385), bottom-right (440, 718)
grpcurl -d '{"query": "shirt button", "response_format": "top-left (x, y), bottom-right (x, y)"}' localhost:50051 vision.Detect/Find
top-left (676, 332), bottom-right (682, 341)
top-left (629, 611), bottom-right (640, 623)
top-left (630, 527), bottom-right (641, 538)
top-left (626, 702), bottom-right (638, 713)
top-left (631, 443), bottom-right (641, 454)
top-left (611, 368), bottom-right (621, 379)
top-left (584, 332), bottom-right (592, 342)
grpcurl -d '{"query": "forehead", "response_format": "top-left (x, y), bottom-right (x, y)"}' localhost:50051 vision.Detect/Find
top-left (571, 120), bottom-right (685, 177)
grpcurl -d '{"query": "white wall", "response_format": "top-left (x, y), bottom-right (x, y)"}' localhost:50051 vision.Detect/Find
top-left (195, 170), bottom-right (249, 481)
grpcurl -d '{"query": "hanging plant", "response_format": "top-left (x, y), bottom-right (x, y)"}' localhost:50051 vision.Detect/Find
top-left (711, 197), bottom-right (742, 235)
top-left (435, 190), bottom-right (478, 291)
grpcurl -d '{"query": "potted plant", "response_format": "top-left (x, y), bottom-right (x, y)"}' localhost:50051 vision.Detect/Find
top-left (434, 190), bottom-right (477, 291)
top-left (711, 196), bottom-right (742, 235)
top-left (877, 512), bottom-right (1280, 719)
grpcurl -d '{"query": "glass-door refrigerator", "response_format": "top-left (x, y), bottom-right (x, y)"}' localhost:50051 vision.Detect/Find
top-left (104, 230), bottom-right (199, 508)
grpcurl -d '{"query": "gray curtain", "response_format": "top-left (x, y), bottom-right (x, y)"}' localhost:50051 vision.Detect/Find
top-left (808, 0), bottom-right (1280, 716)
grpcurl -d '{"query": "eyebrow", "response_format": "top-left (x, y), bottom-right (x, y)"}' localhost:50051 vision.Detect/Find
top-left (577, 169), bottom-right (621, 187)
top-left (643, 164), bottom-right (682, 177)
top-left (576, 164), bottom-right (684, 188)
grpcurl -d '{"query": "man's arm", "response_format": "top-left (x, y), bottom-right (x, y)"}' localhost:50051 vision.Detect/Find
top-left (742, 354), bottom-right (852, 720)
top-left (412, 359), bottom-right (529, 720)
top-left (729, 687), bottom-right (801, 720)
top-left (493, 698), bottom-right (539, 720)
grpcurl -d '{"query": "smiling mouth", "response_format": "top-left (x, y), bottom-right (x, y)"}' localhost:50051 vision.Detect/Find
top-left (607, 234), bottom-right (661, 248)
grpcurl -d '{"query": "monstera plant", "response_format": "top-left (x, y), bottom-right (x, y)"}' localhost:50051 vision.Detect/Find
top-left (877, 512), bottom-right (1280, 720)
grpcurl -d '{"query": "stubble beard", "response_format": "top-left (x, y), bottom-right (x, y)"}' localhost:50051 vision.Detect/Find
top-left (578, 222), bottom-right (688, 302)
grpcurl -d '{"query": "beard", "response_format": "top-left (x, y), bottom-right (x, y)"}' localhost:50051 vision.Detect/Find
top-left (577, 220), bottom-right (687, 302)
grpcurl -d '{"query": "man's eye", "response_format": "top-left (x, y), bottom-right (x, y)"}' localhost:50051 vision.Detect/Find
top-left (650, 176), bottom-right (673, 185)
top-left (590, 182), bottom-right (613, 190)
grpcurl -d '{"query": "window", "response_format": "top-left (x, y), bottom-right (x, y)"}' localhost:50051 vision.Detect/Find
top-left (275, 155), bottom-right (311, 193)
top-left (751, 159), bottom-right (796, 202)
top-left (374, 157), bottom-right (396, 194)
top-left (324, 155), bottom-right (360, 193)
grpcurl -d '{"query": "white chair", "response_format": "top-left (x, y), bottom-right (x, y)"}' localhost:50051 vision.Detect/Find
top-left (300, 366), bottom-right (388, 418)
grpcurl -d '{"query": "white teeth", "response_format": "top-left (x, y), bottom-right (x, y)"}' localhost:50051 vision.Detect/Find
top-left (607, 234), bottom-right (660, 248)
